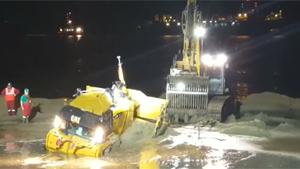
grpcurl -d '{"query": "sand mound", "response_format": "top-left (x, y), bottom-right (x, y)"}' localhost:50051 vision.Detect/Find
top-left (241, 92), bottom-right (300, 116)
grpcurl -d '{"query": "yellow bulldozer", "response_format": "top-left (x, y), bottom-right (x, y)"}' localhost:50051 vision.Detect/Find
top-left (45, 56), bottom-right (168, 157)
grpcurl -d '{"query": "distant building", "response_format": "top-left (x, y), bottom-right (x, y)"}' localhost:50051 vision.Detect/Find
top-left (153, 14), bottom-right (181, 27)
top-left (240, 0), bottom-right (259, 13)
top-left (265, 10), bottom-right (283, 21)
top-left (236, 0), bottom-right (259, 21)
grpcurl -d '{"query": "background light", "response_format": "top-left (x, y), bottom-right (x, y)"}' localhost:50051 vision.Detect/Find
top-left (76, 27), bottom-right (82, 33)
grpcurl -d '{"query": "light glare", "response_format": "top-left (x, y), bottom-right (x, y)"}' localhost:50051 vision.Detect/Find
top-left (92, 127), bottom-right (105, 144)
top-left (215, 53), bottom-right (228, 66)
top-left (76, 27), bottom-right (82, 33)
top-left (202, 53), bottom-right (228, 67)
top-left (202, 54), bottom-right (214, 67)
top-left (176, 82), bottom-right (185, 91)
top-left (194, 26), bottom-right (206, 38)
top-left (53, 115), bottom-right (62, 128)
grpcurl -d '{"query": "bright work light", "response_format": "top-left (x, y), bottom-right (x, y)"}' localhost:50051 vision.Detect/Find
top-left (202, 53), bottom-right (228, 67)
top-left (194, 26), bottom-right (206, 38)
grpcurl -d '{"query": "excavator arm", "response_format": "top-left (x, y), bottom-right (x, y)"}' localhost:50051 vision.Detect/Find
top-left (177, 0), bottom-right (202, 75)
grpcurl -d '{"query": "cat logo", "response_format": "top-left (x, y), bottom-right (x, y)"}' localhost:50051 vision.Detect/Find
top-left (71, 115), bottom-right (81, 124)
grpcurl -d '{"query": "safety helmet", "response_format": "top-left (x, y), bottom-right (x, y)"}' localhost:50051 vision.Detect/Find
top-left (24, 88), bottom-right (29, 94)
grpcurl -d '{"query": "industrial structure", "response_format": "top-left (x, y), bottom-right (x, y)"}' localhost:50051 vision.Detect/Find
top-left (58, 12), bottom-right (83, 40)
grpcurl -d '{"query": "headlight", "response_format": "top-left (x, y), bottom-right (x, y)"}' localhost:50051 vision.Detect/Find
top-left (53, 115), bottom-right (63, 128)
top-left (215, 53), bottom-right (228, 67)
top-left (91, 127), bottom-right (105, 144)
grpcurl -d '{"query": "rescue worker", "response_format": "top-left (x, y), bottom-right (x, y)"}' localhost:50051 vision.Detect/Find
top-left (72, 88), bottom-right (82, 97)
top-left (20, 88), bottom-right (32, 124)
top-left (111, 81), bottom-right (127, 102)
top-left (1, 83), bottom-right (20, 115)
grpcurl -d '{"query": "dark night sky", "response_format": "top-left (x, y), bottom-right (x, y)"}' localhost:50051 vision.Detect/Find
top-left (0, 1), bottom-right (297, 33)
top-left (0, 1), bottom-right (241, 32)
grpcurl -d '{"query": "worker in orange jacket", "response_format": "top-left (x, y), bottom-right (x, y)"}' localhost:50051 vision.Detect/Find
top-left (1, 83), bottom-right (20, 115)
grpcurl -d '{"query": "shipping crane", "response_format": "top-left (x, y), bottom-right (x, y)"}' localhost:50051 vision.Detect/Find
top-left (166, 0), bottom-right (239, 123)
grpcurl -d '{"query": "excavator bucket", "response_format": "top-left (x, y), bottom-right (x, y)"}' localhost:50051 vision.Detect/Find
top-left (166, 75), bottom-right (209, 123)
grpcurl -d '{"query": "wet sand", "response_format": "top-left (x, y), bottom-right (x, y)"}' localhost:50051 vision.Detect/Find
top-left (1, 93), bottom-right (300, 168)
top-left (0, 97), bottom-right (65, 143)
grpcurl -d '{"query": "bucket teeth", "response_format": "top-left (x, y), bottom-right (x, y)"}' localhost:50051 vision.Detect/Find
top-left (166, 75), bottom-right (209, 123)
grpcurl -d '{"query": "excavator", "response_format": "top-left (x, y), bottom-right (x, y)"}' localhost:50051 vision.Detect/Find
top-left (45, 56), bottom-right (168, 157)
top-left (166, 0), bottom-right (239, 123)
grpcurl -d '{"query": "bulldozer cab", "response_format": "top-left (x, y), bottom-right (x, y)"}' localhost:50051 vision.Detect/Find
top-left (58, 105), bottom-right (114, 140)
top-left (110, 81), bottom-right (128, 103)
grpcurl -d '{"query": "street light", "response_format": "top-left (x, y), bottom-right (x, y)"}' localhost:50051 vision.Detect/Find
top-left (194, 26), bottom-right (207, 38)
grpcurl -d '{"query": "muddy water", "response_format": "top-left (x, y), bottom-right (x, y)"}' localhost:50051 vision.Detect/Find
top-left (1, 129), bottom-right (300, 169)
top-left (1, 118), bottom-right (300, 169)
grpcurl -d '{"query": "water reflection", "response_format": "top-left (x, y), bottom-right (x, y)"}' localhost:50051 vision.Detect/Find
top-left (67, 34), bottom-right (83, 41)
top-left (139, 145), bottom-right (160, 169)
top-left (1, 127), bottom-right (299, 169)
top-left (4, 133), bottom-right (19, 153)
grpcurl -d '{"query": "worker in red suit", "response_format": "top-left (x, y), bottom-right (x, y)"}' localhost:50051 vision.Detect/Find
top-left (20, 88), bottom-right (32, 124)
top-left (1, 83), bottom-right (20, 115)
